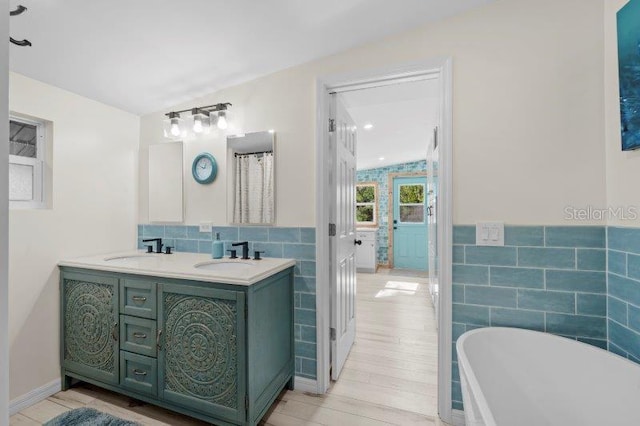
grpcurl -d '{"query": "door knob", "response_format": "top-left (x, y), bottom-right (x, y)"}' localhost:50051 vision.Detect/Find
top-left (354, 239), bottom-right (362, 246)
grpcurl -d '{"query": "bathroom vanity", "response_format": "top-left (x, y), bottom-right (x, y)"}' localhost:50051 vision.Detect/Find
top-left (58, 252), bottom-right (295, 426)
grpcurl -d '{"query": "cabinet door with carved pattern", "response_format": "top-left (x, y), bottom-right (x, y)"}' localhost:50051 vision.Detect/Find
top-left (158, 283), bottom-right (246, 423)
top-left (61, 272), bottom-right (119, 385)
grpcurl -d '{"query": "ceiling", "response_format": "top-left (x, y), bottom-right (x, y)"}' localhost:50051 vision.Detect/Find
top-left (8, 0), bottom-right (491, 115)
top-left (340, 79), bottom-right (438, 170)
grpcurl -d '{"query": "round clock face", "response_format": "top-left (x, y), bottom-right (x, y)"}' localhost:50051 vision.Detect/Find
top-left (192, 153), bottom-right (217, 184)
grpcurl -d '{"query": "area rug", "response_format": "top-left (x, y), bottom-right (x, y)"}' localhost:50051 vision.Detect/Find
top-left (44, 407), bottom-right (140, 426)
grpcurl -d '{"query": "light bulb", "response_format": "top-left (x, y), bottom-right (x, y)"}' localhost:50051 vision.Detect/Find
top-left (193, 115), bottom-right (203, 133)
top-left (363, 123), bottom-right (373, 130)
top-left (217, 112), bottom-right (228, 130)
top-left (170, 118), bottom-right (181, 137)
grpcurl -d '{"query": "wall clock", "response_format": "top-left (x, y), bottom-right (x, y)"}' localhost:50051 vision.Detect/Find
top-left (192, 153), bottom-right (217, 184)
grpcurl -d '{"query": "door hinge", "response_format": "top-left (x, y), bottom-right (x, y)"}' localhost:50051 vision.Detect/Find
top-left (330, 327), bottom-right (336, 341)
top-left (329, 223), bottom-right (336, 237)
top-left (329, 118), bottom-right (336, 133)
top-left (433, 126), bottom-right (439, 149)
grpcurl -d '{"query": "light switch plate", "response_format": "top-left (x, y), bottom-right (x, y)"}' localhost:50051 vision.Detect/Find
top-left (199, 222), bottom-right (212, 233)
top-left (476, 222), bottom-right (504, 246)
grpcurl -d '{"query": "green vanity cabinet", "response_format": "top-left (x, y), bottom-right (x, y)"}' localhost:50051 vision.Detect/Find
top-left (60, 266), bottom-right (294, 426)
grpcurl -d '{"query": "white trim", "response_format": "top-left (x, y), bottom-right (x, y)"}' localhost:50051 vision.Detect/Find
top-left (315, 77), bottom-right (332, 394)
top-left (9, 378), bottom-right (61, 416)
top-left (451, 409), bottom-right (466, 426)
top-left (294, 376), bottom-right (319, 394)
top-left (315, 58), bottom-right (454, 422)
top-left (436, 57), bottom-right (454, 424)
top-left (0, 4), bottom-right (10, 422)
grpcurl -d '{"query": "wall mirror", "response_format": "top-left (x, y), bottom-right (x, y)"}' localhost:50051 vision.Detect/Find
top-left (149, 141), bottom-right (183, 223)
top-left (227, 131), bottom-right (275, 225)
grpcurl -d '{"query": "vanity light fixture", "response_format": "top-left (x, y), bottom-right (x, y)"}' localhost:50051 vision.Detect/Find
top-left (217, 111), bottom-right (228, 130)
top-left (163, 112), bottom-right (185, 138)
top-left (164, 102), bottom-right (232, 139)
top-left (191, 108), bottom-right (210, 134)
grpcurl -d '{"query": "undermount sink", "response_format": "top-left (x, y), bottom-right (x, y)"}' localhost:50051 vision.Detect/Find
top-left (104, 254), bottom-right (157, 262)
top-left (194, 261), bottom-right (254, 272)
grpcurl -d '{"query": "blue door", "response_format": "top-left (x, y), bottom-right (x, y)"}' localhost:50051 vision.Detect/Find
top-left (392, 176), bottom-right (428, 271)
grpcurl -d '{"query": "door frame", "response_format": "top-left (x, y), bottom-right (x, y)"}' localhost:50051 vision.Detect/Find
top-left (387, 172), bottom-right (428, 269)
top-left (314, 57), bottom-right (454, 423)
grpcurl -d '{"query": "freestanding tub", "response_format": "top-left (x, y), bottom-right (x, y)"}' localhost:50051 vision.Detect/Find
top-left (456, 327), bottom-right (640, 426)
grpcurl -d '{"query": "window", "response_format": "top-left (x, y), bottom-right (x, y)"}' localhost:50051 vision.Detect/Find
top-left (356, 183), bottom-right (377, 226)
top-left (398, 184), bottom-right (425, 223)
top-left (9, 116), bottom-right (45, 208)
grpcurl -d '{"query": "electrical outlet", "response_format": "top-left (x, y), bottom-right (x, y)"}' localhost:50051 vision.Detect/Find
top-left (199, 222), bottom-right (212, 233)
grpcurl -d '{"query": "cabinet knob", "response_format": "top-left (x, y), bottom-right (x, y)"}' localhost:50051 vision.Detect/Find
top-left (354, 239), bottom-right (362, 246)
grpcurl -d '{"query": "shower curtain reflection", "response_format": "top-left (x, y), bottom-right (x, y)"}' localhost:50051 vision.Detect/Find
top-left (233, 152), bottom-right (274, 224)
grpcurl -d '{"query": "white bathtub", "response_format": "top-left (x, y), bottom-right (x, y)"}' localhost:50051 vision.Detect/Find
top-left (456, 327), bottom-right (640, 426)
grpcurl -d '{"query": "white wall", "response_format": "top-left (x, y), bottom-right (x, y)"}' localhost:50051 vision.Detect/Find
top-left (605, 0), bottom-right (640, 227)
top-left (1, 0), bottom-right (10, 421)
top-left (139, 0), bottom-right (606, 227)
top-left (8, 73), bottom-right (139, 400)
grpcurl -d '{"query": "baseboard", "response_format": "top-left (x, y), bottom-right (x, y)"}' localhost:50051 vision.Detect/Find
top-left (9, 378), bottom-right (61, 416)
top-left (294, 376), bottom-right (319, 393)
top-left (451, 409), bottom-right (465, 426)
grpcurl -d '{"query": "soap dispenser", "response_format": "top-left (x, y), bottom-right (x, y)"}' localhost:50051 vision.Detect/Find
top-left (212, 232), bottom-right (224, 259)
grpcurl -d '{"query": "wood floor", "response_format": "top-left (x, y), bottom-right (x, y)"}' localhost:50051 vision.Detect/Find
top-left (13, 272), bottom-right (444, 425)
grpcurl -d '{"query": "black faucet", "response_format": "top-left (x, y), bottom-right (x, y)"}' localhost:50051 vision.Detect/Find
top-left (142, 238), bottom-right (164, 254)
top-left (232, 241), bottom-right (250, 260)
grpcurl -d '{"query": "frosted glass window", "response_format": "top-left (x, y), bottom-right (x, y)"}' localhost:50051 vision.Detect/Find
top-left (9, 163), bottom-right (34, 201)
top-left (8, 116), bottom-right (45, 208)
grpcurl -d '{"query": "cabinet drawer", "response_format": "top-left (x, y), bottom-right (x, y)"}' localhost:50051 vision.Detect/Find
top-left (120, 279), bottom-right (156, 319)
top-left (120, 316), bottom-right (157, 357)
top-left (120, 351), bottom-right (157, 397)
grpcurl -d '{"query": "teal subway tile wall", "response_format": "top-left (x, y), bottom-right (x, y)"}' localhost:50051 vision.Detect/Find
top-left (607, 227), bottom-right (640, 363)
top-left (356, 160), bottom-right (426, 266)
top-left (451, 225), bottom-right (607, 410)
top-left (139, 224), bottom-right (318, 380)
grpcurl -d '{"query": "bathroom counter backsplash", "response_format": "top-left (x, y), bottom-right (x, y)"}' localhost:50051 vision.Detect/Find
top-left (137, 224), bottom-right (319, 380)
top-left (58, 250), bottom-right (296, 286)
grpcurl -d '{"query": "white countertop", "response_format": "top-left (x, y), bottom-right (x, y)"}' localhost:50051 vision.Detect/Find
top-left (58, 251), bottom-right (296, 286)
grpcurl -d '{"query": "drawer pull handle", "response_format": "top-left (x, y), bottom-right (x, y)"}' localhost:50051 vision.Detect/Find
top-left (132, 332), bottom-right (147, 339)
top-left (132, 296), bottom-right (147, 302)
top-left (133, 369), bottom-right (147, 377)
top-left (111, 323), bottom-right (118, 342)
top-left (157, 329), bottom-right (162, 351)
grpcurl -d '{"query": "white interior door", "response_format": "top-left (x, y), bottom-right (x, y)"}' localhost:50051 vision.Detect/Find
top-left (427, 128), bottom-right (438, 281)
top-left (330, 93), bottom-right (357, 380)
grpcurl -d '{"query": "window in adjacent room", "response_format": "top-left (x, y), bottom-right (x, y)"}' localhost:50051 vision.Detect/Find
top-left (9, 116), bottom-right (46, 209)
top-left (356, 182), bottom-right (377, 226)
